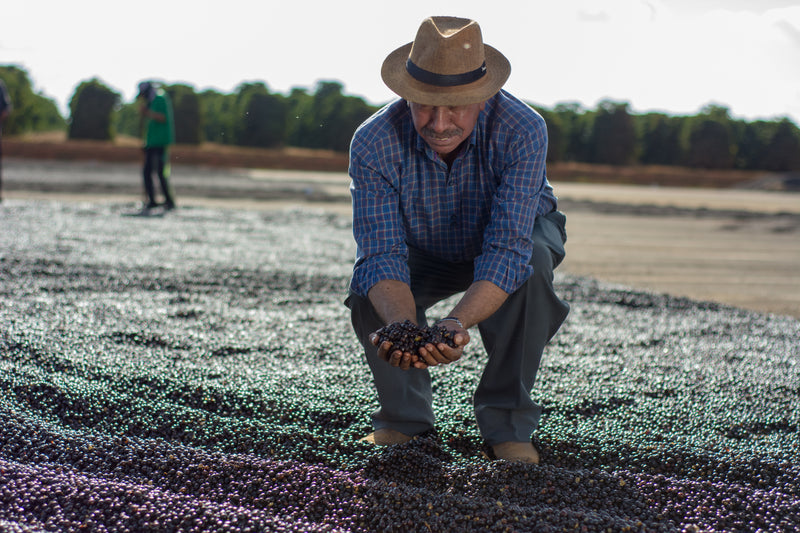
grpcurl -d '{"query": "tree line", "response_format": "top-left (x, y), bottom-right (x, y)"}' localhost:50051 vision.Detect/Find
top-left (539, 100), bottom-right (800, 171)
top-left (2, 64), bottom-right (799, 171)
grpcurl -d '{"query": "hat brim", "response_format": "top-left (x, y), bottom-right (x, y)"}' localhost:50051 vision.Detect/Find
top-left (381, 42), bottom-right (510, 106)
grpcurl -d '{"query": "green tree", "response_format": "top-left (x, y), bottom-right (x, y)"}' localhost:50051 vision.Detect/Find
top-left (232, 82), bottom-right (288, 148)
top-left (0, 65), bottom-right (65, 135)
top-left (684, 105), bottom-right (736, 169)
top-left (535, 106), bottom-right (565, 162)
top-left (114, 101), bottom-right (141, 139)
top-left (287, 81), bottom-right (377, 151)
top-left (762, 119), bottom-right (800, 171)
top-left (637, 113), bottom-right (684, 166)
top-left (243, 92), bottom-right (288, 148)
top-left (588, 99), bottom-right (636, 165)
top-left (552, 102), bottom-right (591, 162)
top-left (199, 89), bottom-right (237, 144)
top-left (734, 120), bottom-right (773, 170)
top-left (68, 78), bottom-right (119, 140)
top-left (286, 87), bottom-right (313, 147)
top-left (165, 84), bottom-right (202, 145)
top-left (686, 120), bottom-right (734, 168)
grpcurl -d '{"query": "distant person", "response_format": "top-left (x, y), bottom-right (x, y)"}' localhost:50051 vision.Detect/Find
top-left (137, 81), bottom-right (176, 211)
top-left (345, 16), bottom-right (569, 464)
top-left (0, 78), bottom-right (12, 203)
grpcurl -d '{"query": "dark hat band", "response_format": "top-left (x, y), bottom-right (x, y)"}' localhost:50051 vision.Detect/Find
top-left (405, 58), bottom-right (487, 87)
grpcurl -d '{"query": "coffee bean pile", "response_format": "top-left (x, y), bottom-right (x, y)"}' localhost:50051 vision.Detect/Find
top-left (375, 320), bottom-right (456, 354)
top-left (1, 200), bottom-right (798, 532)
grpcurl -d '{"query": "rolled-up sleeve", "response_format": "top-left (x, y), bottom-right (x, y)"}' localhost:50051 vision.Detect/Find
top-left (349, 149), bottom-right (410, 297)
top-left (473, 121), bottom-right (548, 294)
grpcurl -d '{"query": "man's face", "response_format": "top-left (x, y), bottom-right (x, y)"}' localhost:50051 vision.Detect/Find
top-left (409, 101), bottom-right (486, 159)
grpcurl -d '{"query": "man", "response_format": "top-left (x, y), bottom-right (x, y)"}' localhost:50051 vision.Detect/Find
top-left (345, 16), bottom-right (569, 464)
top-left (0, 78), bottom-right (11, 203)
top-left (137, 81), bottom-right (176, 210)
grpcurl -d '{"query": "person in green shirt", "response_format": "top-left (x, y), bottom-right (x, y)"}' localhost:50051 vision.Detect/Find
top-left (0, 78), bottom-right (11, 203)
top-left (0, 80), bottom-right (9, 124)
top-left (137, 81), bottom-right (176, 210)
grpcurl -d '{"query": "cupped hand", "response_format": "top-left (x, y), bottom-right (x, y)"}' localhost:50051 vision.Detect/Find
top-left (414, 328), bottom-right (470, 369)
top-left (369, 325), bottom-right (470, 371)
top-left (369, 335), bottom-right (419, 370)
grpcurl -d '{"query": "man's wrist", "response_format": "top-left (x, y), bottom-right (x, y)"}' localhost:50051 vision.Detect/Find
top-left (437, 316), bottom-right (464, 329)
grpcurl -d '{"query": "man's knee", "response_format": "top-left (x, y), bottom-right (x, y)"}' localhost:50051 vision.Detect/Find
top-left (532, 211), bottom-right (567, 272)
top-left (346, 291), bottom-right (381, 338)
top-left (530, 241), bottom-right (556, 281)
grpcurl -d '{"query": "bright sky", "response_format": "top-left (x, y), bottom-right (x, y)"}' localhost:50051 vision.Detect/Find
top-left (3, 0), bottom-right (800, 124)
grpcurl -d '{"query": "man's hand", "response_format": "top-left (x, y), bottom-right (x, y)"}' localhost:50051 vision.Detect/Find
top-left (369, 321), bottom-right (470, 370)
top-left (369, 334), bottom-right (420, 370)
top-left (414, 322), bottom-right (470, 369)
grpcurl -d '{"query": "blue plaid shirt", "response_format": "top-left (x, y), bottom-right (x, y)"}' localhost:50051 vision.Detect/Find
top-left (349, 90), bottom-right (557, 297)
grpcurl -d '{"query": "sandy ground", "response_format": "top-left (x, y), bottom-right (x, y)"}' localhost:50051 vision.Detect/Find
top-left (4, 158), bottom-right (799, 319)
top-left (556, 186), bottom-right (800, 319)
top-left (562, 212), bottom-right (800, 317)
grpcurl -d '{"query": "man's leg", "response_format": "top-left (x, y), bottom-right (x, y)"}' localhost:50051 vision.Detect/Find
top-left (0, 130), bottom-right (4, 202)
top-left (142, 149), bottom-right (157, 207)
top-left (154, 147), bottom-right (176, 208)
top-left (347, 292), bottom-right (436, 437)
top-left (474, 210), bottom-right (569, 446)
top-left (346, 248), bottom-right (473, 438)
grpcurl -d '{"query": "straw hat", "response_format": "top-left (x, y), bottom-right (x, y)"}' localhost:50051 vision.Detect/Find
top-left (381, 16), bottom-right (511, 106)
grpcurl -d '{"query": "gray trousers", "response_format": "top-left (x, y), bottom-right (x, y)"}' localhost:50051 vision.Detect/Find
top-left (346, 210), bottom-right (569, 445)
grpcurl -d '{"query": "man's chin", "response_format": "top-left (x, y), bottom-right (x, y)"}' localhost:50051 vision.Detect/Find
top-left (425, 138), bottom-right (459, 154)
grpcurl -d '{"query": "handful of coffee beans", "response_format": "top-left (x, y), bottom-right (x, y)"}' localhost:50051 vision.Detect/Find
top-left (375, 320), bottom-right (457, 354)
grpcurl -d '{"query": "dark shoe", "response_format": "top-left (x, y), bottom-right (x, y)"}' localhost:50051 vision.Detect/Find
top-left (164, 202), bottom-right (176, 211)
top-left (491, 441), bottom-right (540, 464)
top-left (359, 428), bottom-right (413, 446)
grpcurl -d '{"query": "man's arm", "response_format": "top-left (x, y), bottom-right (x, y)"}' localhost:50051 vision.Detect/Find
top-left (367, 279), bottom-right (419, 370)
top-left (145, 110), bottom-right (167, 123)
top-left (369, 278), bottom-right (507, 333)
top-left (410, 280), bottom-right (505, 369)
top-left (350, 145), bottom-right (428, 370)
top-left (139, 96), bottom-right (167, 123)
top-left (139, 105), bottom-right (166, 123)
top-left (367, 279), bottom-right (416, 325)
top-left (446, 280), bottom-right (509, 329)
top-left (367, 278), bottom-right (474, 370)
top-left (367, 278), bottom-right (503, 372)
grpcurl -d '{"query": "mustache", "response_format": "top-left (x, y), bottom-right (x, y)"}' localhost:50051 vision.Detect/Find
top-left (420, 127), bottom-right (463, 140)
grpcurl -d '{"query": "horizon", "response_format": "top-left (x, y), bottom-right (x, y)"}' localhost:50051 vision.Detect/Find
top-left (2, 1), bottom-right (799, 125)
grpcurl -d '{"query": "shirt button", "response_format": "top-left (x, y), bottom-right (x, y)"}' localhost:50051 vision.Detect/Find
top-left (450, 214), bottom-right (458, 226)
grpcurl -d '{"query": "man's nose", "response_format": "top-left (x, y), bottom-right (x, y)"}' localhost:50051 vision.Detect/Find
top-left (429, 107), bottom-right (450, 132)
